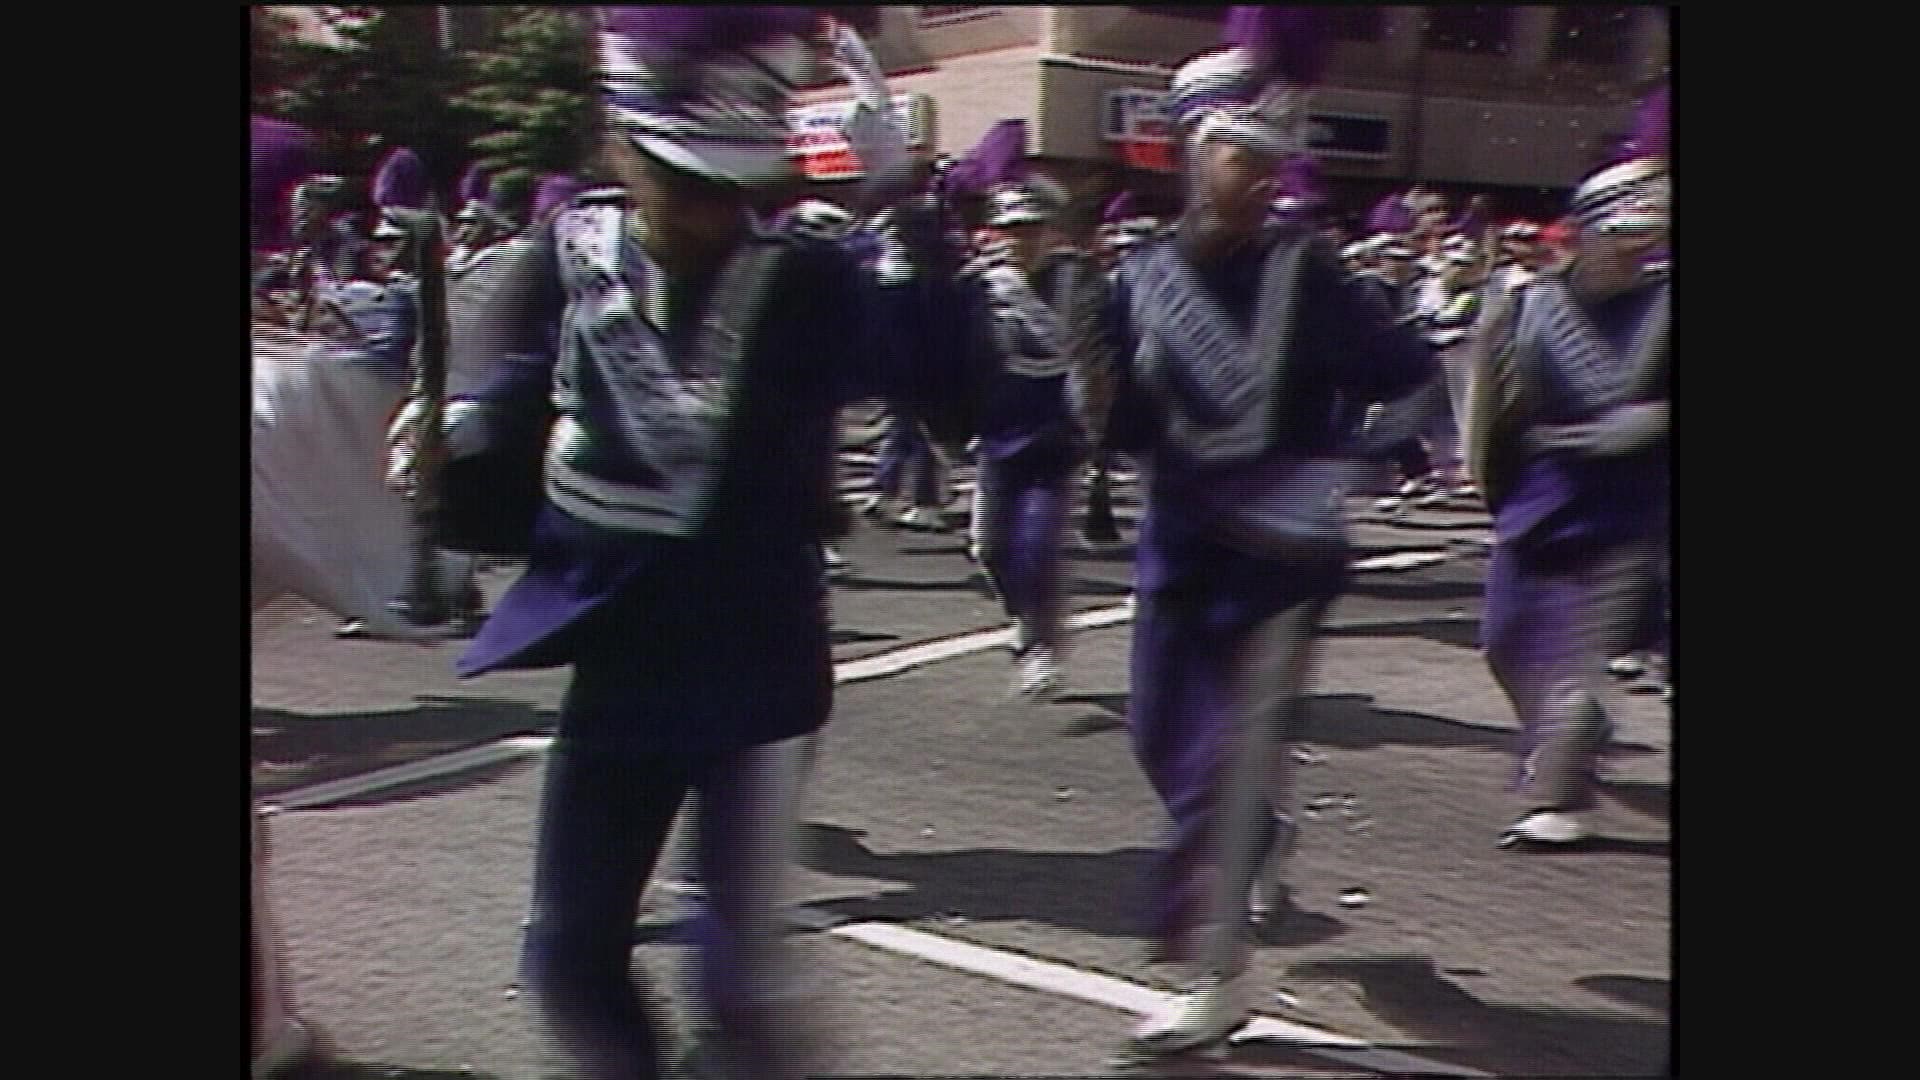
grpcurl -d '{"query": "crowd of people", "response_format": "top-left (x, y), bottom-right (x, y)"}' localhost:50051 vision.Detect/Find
top-left (251, 7), bottom-right (1670, 1077)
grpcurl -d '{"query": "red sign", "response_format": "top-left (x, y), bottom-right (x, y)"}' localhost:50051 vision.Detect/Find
top-left (1117, 141), bottom-right (1177, 173)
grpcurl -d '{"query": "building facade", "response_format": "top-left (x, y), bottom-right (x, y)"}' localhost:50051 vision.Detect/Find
top-left (792, 6), bottom-right (1670, 229)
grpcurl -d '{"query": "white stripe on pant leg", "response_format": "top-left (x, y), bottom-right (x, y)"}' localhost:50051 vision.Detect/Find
top-left (1205, 606), bottom-right (1315, 981)
top-left (740, 735), bottom-right (821, 1075)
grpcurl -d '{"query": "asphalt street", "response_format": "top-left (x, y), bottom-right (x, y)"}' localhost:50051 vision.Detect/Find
top-left (253, 444), bottom-right (1671, 1078)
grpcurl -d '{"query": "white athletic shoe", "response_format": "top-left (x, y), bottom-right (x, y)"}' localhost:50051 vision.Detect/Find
top-left (658, 876), bottom-right (707, 900)
top-left (1128, 974), bottom-right (1254, 1057)
top-left (1500, 809), bottom-right (1591, 848)
top-left (1609, 653), bottom-right (1647, 679)
top-left (1016, 647), bottom-right (1060, 701)
top-left (855, 493), bottom-right (889, 521)
top-left (897, 507), bottom-right (945, 531)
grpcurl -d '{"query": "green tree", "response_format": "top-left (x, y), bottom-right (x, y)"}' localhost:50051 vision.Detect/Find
top-left (253, 8), bottom-right (489, 200)
top-left (453, 6), bottom-right (600, 210)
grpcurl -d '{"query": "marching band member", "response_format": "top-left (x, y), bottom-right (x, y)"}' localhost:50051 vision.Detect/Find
top-left (257, 146), bottom-right (474, 641)
top-left (784, 197), bottom-right (864, 578)
top-left (1467, 84), bottom-right (1670, 849)
top-left (1083, 192), bottom-right (1162, 551)
top-left (1492, 220), bottom-right (1543, 297)
top-left (955, 120), bottom-right (1093, 700)
top-left (1070, 9), bottom-right (1437, 1061)
top-left (1361, 237), bottom-right (1448, 512)
top-left (1421, 241), bottom-right (1486, 501)
top-left (391, 9), bottom-right (980, 1075)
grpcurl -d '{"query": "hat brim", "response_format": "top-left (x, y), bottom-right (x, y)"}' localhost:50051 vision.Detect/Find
top-left (990, 209), bottom-right (1050, 230)
top-left (631, 132), bottom-right (791, 190)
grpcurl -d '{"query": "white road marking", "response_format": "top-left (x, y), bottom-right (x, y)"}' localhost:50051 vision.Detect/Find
top-left (1351, 550), bottom-right (1451, 573)
top-left (263, 594), bottom-right (1494, 1073)
top-left (261, 735), bottom-right (554, 813)
top-left (829, 920), bottom-right (1489, 1076)
top-left (267, 602), bottom-right (1138, 809)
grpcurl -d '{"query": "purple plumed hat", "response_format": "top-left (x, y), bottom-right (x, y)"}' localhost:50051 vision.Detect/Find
top-left (531, 174), bottom-right (582, 221)
top-left (251, 116), bottom-right (315, 250)
top-left (945, 120), bottom-right (1058, 230)
top-left (1167, 7), bottom-right (1329, 159)
top-left (1099, 190), bottom-right (1160, 251)
top-left (457, 163), bottom-right (492, 206)
top-left (1223, 5), bottom-right (1330, 87)
top-left (1366, 192), bottom-right (1414, 235)
top-left (373, 147), bottom-right (430, 213)
top-left (371, 147), bottom-right (430, 238)
top-left (1627, 82), bottom-right (1669, 162)
top-left (944, 119), bottom-right (1027, 198)
top-left (1570, 83), bottom-right (1670, 235)
top-left (454, 162), bottom-right (501, 224)
top-left (598, 6), bottom-right (816, 188)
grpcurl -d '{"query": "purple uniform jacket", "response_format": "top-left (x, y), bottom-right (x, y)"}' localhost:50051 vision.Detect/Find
top-left (1101, 229), bottom-right (1436, 607)
top-left (1495, 276), bottom-right (1669, 557)
top-left (450, 204), bottom-right (979, 753)
top-left (973, 253), bottom-right (1085, 469)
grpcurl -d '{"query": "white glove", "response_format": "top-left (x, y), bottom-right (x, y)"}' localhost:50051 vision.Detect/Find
top-left (1530, 402), bottom-right (1669, 457)
top-left (386, 398), bottom-right (488, 493)
top-left (828, 20), bottom-right (915, 193)
top-left (843, 103), bottom-right (913, 191)
top-left (829, 20), bottom-right (888, 109)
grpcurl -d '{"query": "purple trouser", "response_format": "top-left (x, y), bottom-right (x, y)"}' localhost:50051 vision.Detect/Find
top-left (977, 451), bottom-right (1070, 652)
top-left (1128, 577), bottom-right (1336, 969)
top-left (873, 410), bottom-right (945, 508)
top-left (520, 733), bottom-right (813, 1080)
top-left (1482, 536), bottom-right (1661, 810)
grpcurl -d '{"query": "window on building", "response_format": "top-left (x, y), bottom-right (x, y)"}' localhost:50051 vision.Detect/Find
top-left (1424, 6), bottom-right (1512, 55)
top-left (919, 6), bottom-right (993, 27)
top-left (1131, 6), bottom-right (1229, 24)
top-left (1329, 8), bottom-right (1385, 43)
top-left (1549, 7), bottom-right (1635, 66)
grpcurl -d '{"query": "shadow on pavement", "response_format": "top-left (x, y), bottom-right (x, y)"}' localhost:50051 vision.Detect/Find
top-left (308, 1066), bottom-right (506, 1080)
top-left (833, 575), bottom-right (981, 594)
top-left (1068, 575), bottom-right (1134, 599)
top-left (1340, 578), bottom-right (1486, 604)
top-left (1048, 692), bottom-right (1659, 769)
top-left (1503, 834), bottom-right (1669, 858)
top-left (793, 824), bottom-right (1348, 949)
top-left (1598, 779), bottom-right (1670, 822)
top-left (1575, 974), bottom-right (1669, 1013)
top-left (830, 628), bottom-right (902, 647)
top-left (252, 697), bottom-right (557, 797)
top-left (1324, 614), bottom-right (1483, 650)
top-left (1301, 694), bottom-right (1521, 754)
top-left (897, 541), bottom-right (971, 556)
top-left (1055, 692), bottom-right (1129, 737)
top-left (1286, 956), bottom-right (1668, 1078)
top-left (1069, 544), bottom-right (1140, 563)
